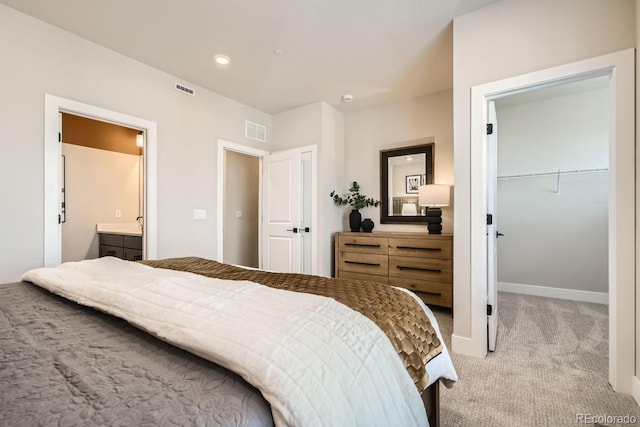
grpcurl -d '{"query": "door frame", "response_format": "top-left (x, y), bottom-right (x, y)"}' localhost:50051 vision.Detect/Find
top-left (216, 141), bottom-right (318, 274)
top-left (44, 94), bottom-right (158, 265)
top-left (486, 100), bottom-right (498, 352)
top-left (216, 139), bottom-right (269, 264)
top-left (465, 48), bottom-right (634, 393)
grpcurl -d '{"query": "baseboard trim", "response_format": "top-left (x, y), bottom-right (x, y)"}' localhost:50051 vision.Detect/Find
top-left (451, 334), bottom-right (486, 358)
top-left (498, 282), bottom-right (608, 305)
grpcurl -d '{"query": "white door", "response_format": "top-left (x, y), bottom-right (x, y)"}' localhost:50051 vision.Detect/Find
top-left (486, 100), bottom-right (499, 352)
top-left (262, 149), bottom-right (302, 273)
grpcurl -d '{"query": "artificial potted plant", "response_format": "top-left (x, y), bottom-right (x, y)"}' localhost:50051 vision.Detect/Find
top-left (330, 181), bottom-right (380, 232)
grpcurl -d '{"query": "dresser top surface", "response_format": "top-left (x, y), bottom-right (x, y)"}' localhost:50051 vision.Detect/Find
top-left (336, 231), bottom-right (452, 239)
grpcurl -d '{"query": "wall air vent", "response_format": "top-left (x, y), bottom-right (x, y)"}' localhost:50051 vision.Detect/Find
top-left (245, 120), bottom-right (267, 142)
top-left (175, 82), bottom-right (195, 96)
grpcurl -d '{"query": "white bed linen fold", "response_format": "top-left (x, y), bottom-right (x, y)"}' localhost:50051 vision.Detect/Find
top-left (23, 257), bottom-right (429, 427)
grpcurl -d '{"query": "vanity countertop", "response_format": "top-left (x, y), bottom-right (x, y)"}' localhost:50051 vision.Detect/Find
top-left (96, 223), bottom-right (142, 237)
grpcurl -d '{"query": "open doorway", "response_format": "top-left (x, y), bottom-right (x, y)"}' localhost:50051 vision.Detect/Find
top-left (61, 113), bottom-right (145, 262)
top-left (216, 140), bottom-right (317, 274)
top-left (223, 149), bottom-right (260, 267)
top-left (43, 94), bottom-right (158, 266)
top-left (216, 140), bottom-right (268, 267)
top-left (467, 49), bottom-right (634, 393)
top-left (494, 77), bottom-right (609, 304)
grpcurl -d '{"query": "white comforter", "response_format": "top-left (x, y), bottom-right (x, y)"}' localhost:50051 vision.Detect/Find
top-left (22, 257), bottom-right (429, 427)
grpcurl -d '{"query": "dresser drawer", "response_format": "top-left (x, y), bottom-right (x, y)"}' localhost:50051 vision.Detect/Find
top-left (388, 238), bottom-right (451, 259)
top-left (334, 231), bottom-right (453, 310)
top-left (389, 256), bottom-right (452, 283)
top-left (337, 270), bottom-right (388, 285)
top-left (338, 251), bottom-right (388, 276)
top-left (392, 278), bottom-right (452, 308)
top-left (338, 236), bottom-right (388, 255)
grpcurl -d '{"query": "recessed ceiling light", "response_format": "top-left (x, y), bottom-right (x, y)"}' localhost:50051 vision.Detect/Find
top-left (273, 48), bottom-right (284, 55)
top-left (342, 94), bottom-right (353, 102)
top-left (214, 54), bottom-right (231, 65)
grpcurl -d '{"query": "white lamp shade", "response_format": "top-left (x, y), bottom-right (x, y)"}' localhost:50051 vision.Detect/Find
top-left (401, 203), bottom-right (417, 216)
top-left (419, 184), bottom-right (450, 207)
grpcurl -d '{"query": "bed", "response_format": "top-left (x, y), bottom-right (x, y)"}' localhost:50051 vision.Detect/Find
top-left (2, 256), bottom-right (456, 426)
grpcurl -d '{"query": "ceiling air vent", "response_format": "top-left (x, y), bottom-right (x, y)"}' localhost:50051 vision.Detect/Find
top-left (245, 120), bottom-right (266, 143)
top-left (175, 82), bottom-right (195, 96)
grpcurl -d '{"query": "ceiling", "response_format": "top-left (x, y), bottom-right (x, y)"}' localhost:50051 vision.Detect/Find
top-left (1, 0), bottom-right (497, 114)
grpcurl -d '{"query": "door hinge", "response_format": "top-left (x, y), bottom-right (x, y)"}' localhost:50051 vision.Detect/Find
top-left (487, 304), bottom-right (493, 316)
top-left (486, 123), bottom-right (493, 135)
top-left (58, 132), bottom-right (61, 143)
top-left (486, 214), bottom-right (493, 225)
top-left (58, 214), bottom-right (61, 224)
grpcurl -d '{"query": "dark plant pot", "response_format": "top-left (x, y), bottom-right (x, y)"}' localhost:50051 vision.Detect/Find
top-left (349, 209), bottom-right (362, 232)
top-left (361, 218), bottom-right (374, 232)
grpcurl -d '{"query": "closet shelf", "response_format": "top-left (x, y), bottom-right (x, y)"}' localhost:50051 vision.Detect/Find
top-left (497, 168), bottom-right (608, 180)
top-left (498, 167), bottom-right (608, 194)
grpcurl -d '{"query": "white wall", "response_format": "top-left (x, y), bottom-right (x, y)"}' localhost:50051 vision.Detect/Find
top-left (272, 101), bottom-right (344, 276)
top-left (0, 4), bottom-right (272, 283)
top-left (61, 144), bottom-right (140, 262)
top-left (496, 87), bottom-right (609, 294)
top-left (344, 90), bottom-right (454, 233)
top-left (452, 0), bottom-right (635, 341)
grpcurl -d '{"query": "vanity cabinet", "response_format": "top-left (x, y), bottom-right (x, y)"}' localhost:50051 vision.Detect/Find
top-left (335, 231), bottom-right (453, 309)
top-left (99, 233), bottom-right (143, 261)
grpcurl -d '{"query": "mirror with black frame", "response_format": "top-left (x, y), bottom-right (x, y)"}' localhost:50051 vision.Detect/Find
top-left (380, 142), bottom-right (434, 224)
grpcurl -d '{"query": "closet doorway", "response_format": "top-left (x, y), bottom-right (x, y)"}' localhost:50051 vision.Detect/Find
top-left (494, 76), bottom-right (610, 304)
top-left (469, 48), bottom-right (634, 393)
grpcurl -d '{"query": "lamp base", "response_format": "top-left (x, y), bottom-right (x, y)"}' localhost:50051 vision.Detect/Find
top-left (426, 207), bottom-right (443, 234)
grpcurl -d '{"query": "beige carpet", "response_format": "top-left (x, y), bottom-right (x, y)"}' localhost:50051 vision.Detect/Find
top-left (432, 292), bottom-right (640, 426)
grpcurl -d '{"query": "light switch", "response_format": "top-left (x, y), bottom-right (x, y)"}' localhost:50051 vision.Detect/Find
top-left (115, 209), bottom-right (122, 218)
top-left (235, 210), bottom-right (242, 219)
top-left (193, 209), bottom-right (207, 220)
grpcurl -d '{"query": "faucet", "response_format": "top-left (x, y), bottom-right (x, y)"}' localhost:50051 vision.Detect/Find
top-left (136, 216), bottom-right (143, 229)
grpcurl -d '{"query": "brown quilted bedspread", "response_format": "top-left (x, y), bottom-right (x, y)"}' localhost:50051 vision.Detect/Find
top-left (141, 257), bottom-right (442, 391)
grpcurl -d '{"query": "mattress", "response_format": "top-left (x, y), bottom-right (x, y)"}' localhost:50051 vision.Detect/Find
top-left (0, 281), bottom-right (273, 426)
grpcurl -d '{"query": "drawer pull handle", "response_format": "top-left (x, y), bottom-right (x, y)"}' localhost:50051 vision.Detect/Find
top-left (396, 246), bottom-right (441, 252)
top-left (345, 260), bottom-right (381, 267)
top-left (345, 243), bottom-right (381, 248)
top-left (423, 291), bottom-right (442, 296)
top-left (397, 266), bottom-right (441, 273)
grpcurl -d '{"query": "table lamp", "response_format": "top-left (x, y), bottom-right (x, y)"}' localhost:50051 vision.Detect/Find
top-left (419, 184), bottom-right (450, 234)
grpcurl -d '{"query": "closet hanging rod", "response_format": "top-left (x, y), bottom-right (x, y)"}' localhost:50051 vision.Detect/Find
top-left (497, 167), bottom-right (608, 180)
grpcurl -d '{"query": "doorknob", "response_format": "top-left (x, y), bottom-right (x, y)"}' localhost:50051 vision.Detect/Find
top-left (286, 228), bottom-right (299, 233)
top-left (496, 231), bottom-right (504, 238)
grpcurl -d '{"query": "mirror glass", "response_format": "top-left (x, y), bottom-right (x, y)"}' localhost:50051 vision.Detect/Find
top-left (380, 143), bottom-right (434, 224)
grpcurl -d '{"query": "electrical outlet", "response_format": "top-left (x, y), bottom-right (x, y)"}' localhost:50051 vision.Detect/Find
top-left (193, 209), bottom-right (206, 220)
top-left (115, 209), bottom-right (122, 218)
top-left (235, 210), bottom-right (242, 219)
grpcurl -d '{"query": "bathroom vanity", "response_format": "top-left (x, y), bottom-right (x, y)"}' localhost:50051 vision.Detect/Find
top-left (97, 223), bottom-right (143, 261)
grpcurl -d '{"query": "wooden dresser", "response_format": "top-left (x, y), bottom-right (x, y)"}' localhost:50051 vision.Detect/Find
top-left (334, 231), bottom-right (453, 309)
